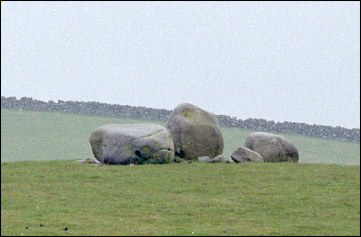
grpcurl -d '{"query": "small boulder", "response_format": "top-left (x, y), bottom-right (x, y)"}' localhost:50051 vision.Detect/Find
top-left (210, 154), bottom-right (234, 163)
top-left (166, 103), bottom-right (224, 160)
top-left (245, 132), bottom-right (299, 162)
top-left (89, 124), bottom-right (174, 165)
top-left (231, 147), bottom-right (264, 163)
top-left (198, 156), bottom-right (211, 162)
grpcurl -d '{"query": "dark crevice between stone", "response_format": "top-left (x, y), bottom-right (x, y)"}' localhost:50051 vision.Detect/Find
top-left (175, 149), bottom-right (185, 158)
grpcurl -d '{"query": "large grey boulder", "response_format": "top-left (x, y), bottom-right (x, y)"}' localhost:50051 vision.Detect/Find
top-left (245, 132), bottom-right (299, 162)
top-left (166, 103), bottom-right (224, 160)
top-left (231, 147), bottom-right (264, 163)
top-left (89, 124), bottom-right (174, 165)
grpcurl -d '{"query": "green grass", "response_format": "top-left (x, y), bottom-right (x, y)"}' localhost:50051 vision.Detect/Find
top-left (1, 161), bottom-right (360, 236)
top-left (1, 108), bottom-right (360, 235)
top-left (1, 109), bottom-right (360, 165)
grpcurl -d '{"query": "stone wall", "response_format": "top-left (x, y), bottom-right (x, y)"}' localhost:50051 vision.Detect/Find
top-left (1, 96), bottom-right (359, 142)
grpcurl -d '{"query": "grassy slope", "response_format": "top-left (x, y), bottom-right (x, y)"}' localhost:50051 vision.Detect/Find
top-left (1, 109), bottom-right (360, 165)
top-left (1, 161), bottom-right (360, 236)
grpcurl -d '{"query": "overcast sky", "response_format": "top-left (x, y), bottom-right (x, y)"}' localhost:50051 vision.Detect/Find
top-left (1, 1), bottom-right (360, 128)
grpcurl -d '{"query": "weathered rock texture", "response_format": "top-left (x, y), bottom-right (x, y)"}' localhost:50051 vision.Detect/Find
top-left (245, 132), bottom-right (299, 162)
top-left (231, 147), bottom-right (264, 163)
top-left (166, 103), bottom-right (224, 160)
top-left (89, 124), bottom-right (174, 165)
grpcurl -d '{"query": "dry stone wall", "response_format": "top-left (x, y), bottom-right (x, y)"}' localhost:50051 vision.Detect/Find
top-left (1, 96), bottom-right (359, 143)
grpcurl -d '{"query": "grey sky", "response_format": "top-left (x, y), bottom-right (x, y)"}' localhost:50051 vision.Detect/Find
top-left (1, 1), bottom-right (360, 128)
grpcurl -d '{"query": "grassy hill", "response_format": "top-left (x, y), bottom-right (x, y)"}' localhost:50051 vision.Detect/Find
top-left (1, 108), bottom-right (360, 236)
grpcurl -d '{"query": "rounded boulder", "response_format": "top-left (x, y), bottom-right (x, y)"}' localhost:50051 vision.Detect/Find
top-left (231, 147), bottom-right (264, 163)
top-left (245, 132), bottom-right (299, 162)
top-left (166, 103), bottom-right (224, 160)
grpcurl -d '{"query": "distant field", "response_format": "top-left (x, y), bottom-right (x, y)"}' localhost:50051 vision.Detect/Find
top-left (1, 108), bottom-right (360, 165)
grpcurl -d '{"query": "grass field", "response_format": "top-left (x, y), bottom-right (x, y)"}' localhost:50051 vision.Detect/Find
top-left (2, 161), bottom-right (360, 236)
top-left (1, 108), bottom-right (360, 236)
